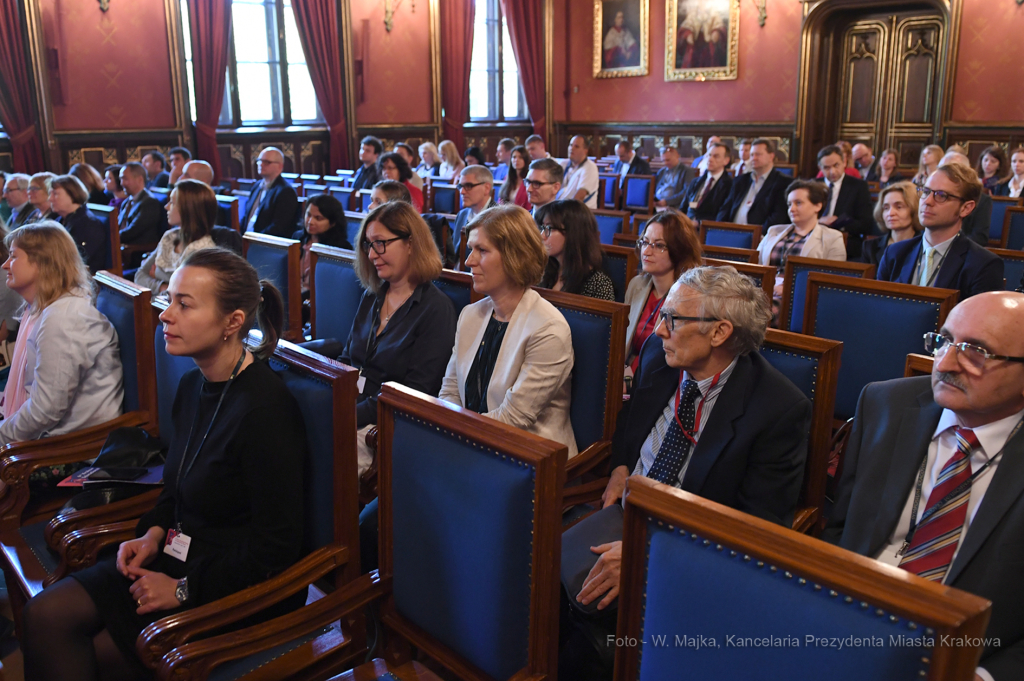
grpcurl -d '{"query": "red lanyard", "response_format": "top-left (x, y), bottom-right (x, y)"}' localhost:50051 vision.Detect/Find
top-left (674, 370), bottom-right (721, 447)
top-left (640, 294), bottom-right (665, 338)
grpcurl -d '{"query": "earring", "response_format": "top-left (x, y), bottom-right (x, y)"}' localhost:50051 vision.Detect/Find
top-left (223, 334), bottom-right (228, 341)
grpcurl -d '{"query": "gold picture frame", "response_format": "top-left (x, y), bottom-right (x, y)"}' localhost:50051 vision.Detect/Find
top-left (593, 0), bottom-right (649, 79)
top-left (665, 0), bottom-right (740, 82)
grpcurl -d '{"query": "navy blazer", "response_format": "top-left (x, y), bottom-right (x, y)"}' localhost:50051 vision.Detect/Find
top-left (608, 335), bottom-right (810, 527)
top-left (876, 231), bottom-right (1003, 301)
top-left (118, 190), bottom-right (166, 245)
top-left (611, 156), bottom-right (652, 187)
top-left (825, 377), bottom-right (1024, 678)
top-left (242, 176), bottom-right (299, 239)
top-left (683, 171), bottom-right (733, 222)
top-left (351, 163), bottom-right (380, 193)
top-left (716, 168), bottom-right (790, 228)
top-left (821, 174), bottom-right (875, 258)
top-left (60, 205), bottom-right (111, 273)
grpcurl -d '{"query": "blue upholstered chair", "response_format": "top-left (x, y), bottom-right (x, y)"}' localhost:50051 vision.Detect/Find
top-left (615, 476), bottom-right (991, 681)
top-left (432, 269), bottom-right (479, 317)
top-left (236, 178), bottom-right (258, 193)
top-left (599, 173), bottom-right (620, 210)
top-left (358, 189), bottom-right (373, 212)
top-left (622, 175), bottom-right (655, 213)
top-left (308, 243), bottom-right (364, 346)
top-left (343, 210), bottom-right (365, 246)
top-left (775, 163), bottom-right (797, 177)
top-left (592, 209), bottom-right (630, 245)
top-left (243, 233), bottom-right (303, 341)
top-left (703, 258), bottom-right (776, 303)
top-left (601, 244), bottom-right (639, 303)
top-left (430, 182), bottom-right (460, 215)
top-left (803, 273), bottom-right (958, 420)
top-left (999, 206), bottom-right (1024, 250)
top-left (988, 247), bottom-right (1024, 291)
top-left (280, 172), bottom-right (302, 188)
top-left (989, 196), bottom-right (1021, 244)
top-left (328, 185), bottom-right (356, 212)
top-left (322, 175), bottom-right (344, 188)
top-left (780, 256), bottom-right (876, 333)
top-left (702, 244), bottom-right (759, 263)
top-left (700, 220), bottom-right (762, 250)
top-left (215, 194), bottom-right (240, 233)
top-left (302, 183), bottom-right (328, 198)
top-left (759, 329), bottom-right (842, 534)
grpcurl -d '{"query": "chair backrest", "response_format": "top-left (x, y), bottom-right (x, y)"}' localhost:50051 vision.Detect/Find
top-left (805, 273), bottom-right (958, 419)
top-left (377, 383), bottom-right (564, 681)
top-left (759, 329), bottom-right (842, 534)
top-left (534, 288), bottom-right (628, 454)
top-left (774, 163), bottom-right (797, 176)
top-left (592, 209), bottom-right (630, 245)
top-left (631, 212), bottom-right (653, 234)
top-left (989, 196), bottom-right (1021, 243)
top-left (616, 476), bottom-right (991, 681)
top-left (150, 299), bottom-right (201, 441)
top-left (302, 183), bottom-right (328, 198)
top-left (780, 256), bottom-right (876, 333)
top-left (335, 169), bottom-right (355, 178)
top-left (702, 244), bottom-right (759, 263)
top-left (328, 185), bottom-right (356, 212)
top-left (613, 232), bottom-right (638, 249)
top-left (599, 173), bottom-right (620, 209)
top-left (601, 244), bottom-right (638, 304)
top-left (343, 210), bottom-right (366, 246)
top-left (242, 233), bottom-right (303, 341)
top-left (622, 174), bottom-right (655, 213)
top-left (214, 195), bottom-right (240, 233)
top-left (89, 203), bottom-right (123, 275)
top-left (322, 175), bottom-right (344, 187)
top-left (700, 220), bottom-right (761, 250)
top-left (431, 182), bottom-right (460, 215)
top-left (703, 258), bottom-right (775, 303)
top-left (281, 172), bottom-right (301, 189)
top-left (987, 247), bottom-right (1024, 291)
top-left (432, 269), bottom-right (481, 317)
top-left (357, 189), bottom-right (373, 213)
top-left (95, 273), bottom-right (155, 418)
top-left (300, 173), bottom-right (321, 183)
top-left (905, 353), bottom-right (934, 377)
top-left (999, 205), bottom-right (1024, 250)
top-left (237, 178), bottom-right (258, 193)
top-left (309, 243), bottom-right (364, 343)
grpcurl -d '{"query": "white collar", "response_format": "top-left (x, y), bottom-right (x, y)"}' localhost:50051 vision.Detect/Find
top-left (934, 407), bottom-right (1024, 461)
top-left (707, 169), bottom-right (725, 182)
top-left (827, 174), bottom-right (845, 190)
top-left (922, 229), bottom-right (958, 254)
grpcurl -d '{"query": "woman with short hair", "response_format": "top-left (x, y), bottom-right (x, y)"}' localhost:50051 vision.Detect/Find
top-left (135, 180), bottom-right (218, 293)
top-left (437, 140), bottom-right (466, 182)
top-left (24, 172), bottom-right (58, 224)
top-left (498, 144), bottom-right (531, 210)
top-left (49, 174), bottom-right (111, 274)
top-left (416, 142), bottom-right (442, 179)
top-left (378, 151), bottom-right (424, 212)
top-left (69, 162), bottom-right (109, 205)
top-left (536, 200), bottom-right (615, 300)
top-left (861, 181), bottom-right (922, 265)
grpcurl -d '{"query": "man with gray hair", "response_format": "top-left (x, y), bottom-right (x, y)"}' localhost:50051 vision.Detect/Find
top-left (2, 173), bottom-right (33, 228)
top-left (558, 265), bottom-right (811, 680)
top-left (452, 164), bottom-right (496, 254)
top-left (242, 146), bottom-right (298, 238)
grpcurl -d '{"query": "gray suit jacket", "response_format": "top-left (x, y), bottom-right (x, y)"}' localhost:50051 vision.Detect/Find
top-left (825, 376), bottom-right (1024, 679)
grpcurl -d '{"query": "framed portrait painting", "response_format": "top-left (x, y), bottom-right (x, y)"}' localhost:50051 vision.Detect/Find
top-left (665, 0), bottom-right (740, 81)
top-left (593, 0), bottom-right (649, 78)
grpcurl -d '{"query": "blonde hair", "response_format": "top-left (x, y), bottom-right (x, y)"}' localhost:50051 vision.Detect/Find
top-left (354, 201), bottom-right (443, 294)
top-left (418, 142), bottom-right (439, 162)
top-left (918, 145), bottom-right (944, 177)
top-left (438, 140), bottom-right (460, 165)
top-left (873, 181), bottom-right (923, 237)
top-left (5, 221), bottom-right (91, 312)
top-left (466, 205), bottom-right (546, 289)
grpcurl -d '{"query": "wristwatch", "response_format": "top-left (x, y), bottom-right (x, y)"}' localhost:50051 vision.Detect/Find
top-left (175, 576), bottom-right (189, 605)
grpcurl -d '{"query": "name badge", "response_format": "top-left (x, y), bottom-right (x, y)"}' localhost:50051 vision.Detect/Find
top-left (164, 527), bottom-right (192, 561)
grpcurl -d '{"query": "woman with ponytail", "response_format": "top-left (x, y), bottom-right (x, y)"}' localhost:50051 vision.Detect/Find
top-left (22, 248), bottom-right (308, 681)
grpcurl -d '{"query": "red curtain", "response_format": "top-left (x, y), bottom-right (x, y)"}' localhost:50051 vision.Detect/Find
top-left (290, 0), bottom-right (349, 171)
top-left (501, 0), bottom-right (545, 138)
top-left (186, 0), bottom-right (232, 179)
top-left (439, 0), bottom-right (475, 152)
top-left (0, 0), bottom-right (45, 173)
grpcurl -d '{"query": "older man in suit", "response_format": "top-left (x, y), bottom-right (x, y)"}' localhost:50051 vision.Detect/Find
top-left (818, 144), bottom-right (876, 258)
top-left (825, 291), bottom-right (1024, 681)
top-left (877, 162), bottom-right (1002, 300)
top-left (559, 266), bottom-right (811, 681)
top-left (683, 140), bottom-right (733, 221)
top-left (2, 174), bottom-right (33, 229)
top-left (716, 138), bottom-right (790, 228)
top-left (611, 140), bottom-right (651, 189)
top-left (242, 146), bottom-right (298, 238)
top-left (653, 145), bottom-right (689, 209)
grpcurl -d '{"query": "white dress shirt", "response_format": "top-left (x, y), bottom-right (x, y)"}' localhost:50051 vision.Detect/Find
top-left (619, 153), bottom-right (635, 183)
top-left (1008, 176), bottom-right (1023, 199)
top-left (558, 159), bottom-right (600, 208)
top-left (734, 170), bottom-right (769, 225)
top-left (825, 175), bottom-right (844, 217)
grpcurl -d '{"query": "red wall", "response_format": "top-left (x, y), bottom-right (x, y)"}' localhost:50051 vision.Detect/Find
top-left (40, 0), bottom-right (177, 131)
top-left (951, 0), bottom-right (1024, 122)
top-left (350, 0), bottom-right (434, 125)
top-left (553, 0), bottom-right (802, 123)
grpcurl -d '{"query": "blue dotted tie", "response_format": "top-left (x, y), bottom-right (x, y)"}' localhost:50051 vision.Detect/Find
top-left (648, 379), bottom-right (703, 485)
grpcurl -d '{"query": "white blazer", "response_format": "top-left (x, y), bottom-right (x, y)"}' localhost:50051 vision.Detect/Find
top-left (439, 288), bottom-right (578, 458)
top-left (757, 223), bottom-right (847, 268)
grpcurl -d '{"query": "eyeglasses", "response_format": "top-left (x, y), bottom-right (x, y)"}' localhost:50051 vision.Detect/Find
top-left (657, 310), bottom-right (719, 333)
top-left (362, 235), bottom-right (408, 255)
top-left (539, 225), bottom-right (565, 238)
top-left (636, 238), bottom-right (669, 254)
top-left (523, 179), bottom-right (556, 188)
top-left (923, 332), bottom-right (1024, 375)
top-left (917, 186), bottom-right (965, 204)
top-left (456, 181), bottom-right (487, 191)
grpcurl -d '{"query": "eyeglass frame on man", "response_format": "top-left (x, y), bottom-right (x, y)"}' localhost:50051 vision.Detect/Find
top-left (657, 309), bottom-right (720, 333)
top-left (456, 181), bottom-right (488, 192)
top-left (917, 186), bottom-right (965, 204)
top-left (923, 331), bottom-right (1024, 373)
top-left (362, 235), bottom-right (408, 255)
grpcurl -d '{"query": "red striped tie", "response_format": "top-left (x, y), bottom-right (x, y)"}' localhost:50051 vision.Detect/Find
top-left (898, 427), bottom-right (978, 582)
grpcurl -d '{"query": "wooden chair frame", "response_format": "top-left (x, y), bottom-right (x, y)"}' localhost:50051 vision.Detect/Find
top-left (427, 180), bottom-right (461, 214)
top-left (989, 246), bottom-right (1024, 293)
top-left (989, 196), bottom-right (1023, 246)
top-left (698, 220), bottom-right (762, 249)
top-left (615, 476), bottom-right (991, 681)
top-left (600, 243), bottom-right (639, 298)
top-left (905, 353), bottom-right (934, 377)
top-left (702, 244), bottom-right (759, 263)
top-left (622, 174), bottom-right (655, 213)
top-left (704, 258), bottom-right (775, 303)
top-left (998, 205), bottom-right (1024, 250)
top-left (630, 212), bottom-right (653, 234)
top-left (779, 256), bottom-right (876, 333)
top-left (242, 233), bottom-right (303, 341)
top-left (597, 174), bottom-right (621, 210)
top-left (592, 208), bottom-right (630, 240)
top-left (214, 194), bottom-right (240, 233)
top-left (612, 232), bottom-right (638, 249)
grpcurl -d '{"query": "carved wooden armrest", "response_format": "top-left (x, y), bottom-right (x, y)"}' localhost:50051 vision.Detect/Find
top-left (564, 441), bottom-right (611, 483)
top-left (48, 520), bottom-right (139, 587)
top-left (137, 544), bottom-right (351, 669)
top-left (46, 487), bottom-right (161, 550)
top-left (157, 572), bottom-right (385, 681)
top-left (365, 426), bottom-right (378, 450)
top-left (791, 507), bottom-right (820, 535)
top-left (563, 477), bottom-right (610, 513)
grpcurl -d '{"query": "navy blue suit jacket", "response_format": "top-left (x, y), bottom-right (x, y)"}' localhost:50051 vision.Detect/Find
top-left (61, 205), bottom-right (110, 273)
top-left (876, 231), bottom-right (1004, 301)
top-left (611, 156), bottom-right (652, 187)
top-left (242, 176), bottom-right (299, 238)
top-left (716, 168), bottom-right (790, 228)
top-left (821, 175), bottom-right (875, 258)
top-left (683, 171), bottom-right (733, 222)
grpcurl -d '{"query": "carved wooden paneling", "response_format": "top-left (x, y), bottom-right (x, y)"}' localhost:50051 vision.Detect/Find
top-left (946, 128), bottom-right (1024, 166)
top-left (54, 135), bottom-right (181, 174)
top-left (462, 124), bottom-right (533, 163)
top-left (214, 131), bottom-right (330, 179)
top-left (841, 25), bottom-right (885, 127)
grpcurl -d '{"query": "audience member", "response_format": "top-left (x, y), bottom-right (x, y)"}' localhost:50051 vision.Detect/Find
top-left (816, 144), bottom-right (875, 258)
top-left (393, 142), bottom-right (424, 190)
top-left (611, 140), bottom-right (651, 189)
top-left (0, 171), bottom-right (8, 223)
top-left (378, 151), bottom-right (424, 212)
top-left (353, 136), bottom-right (383, 191)
top-left (0, 221), bottom-right (123, 447)
top-left (438, 140), bottom-right (465, 181)
top-left (142, 151), bottom-right (170, 189)
top-left (135, 180), bottom-right (218, 293)
top-left (682, 140), bottom-right (733, 221)
top-left (716, 138), bottom-right (789, 227)
top-left (976, 145), bottom-right (1010, 195)
top-left (877, 162), bottom-right (1002, 300)
top-left (525, 158), bottom-right (564, 216)
top-left (371, 180), bottom-right (456, 268)
top-left (2, 173), bottom-right (33, 228)
top-left (498, 144), bottom-right (532, 210)
top-left (876, 148), bottom-right (904, 187)
top-left (24, 172), bottom-right (58, 225)
top-left (368, 179), bottom-right (412, 211)
top-left (730, 138), bottom-right (751, 176)
top-left (180, 159), bottom-right (214, 185)
top-left (491, 138), bottom-right (515, 181)
top-left (653, 145), bottom-right (688, 209)
top-left (439, 204), bottom-right (577, 456)
top-left (292, 193), bottom-right (352, 296)
top-left (0, 223), bottom-right (20, 340)
top-left (464, 146), bottom-right (486, 167)
top-left (913, 144), bottom-right (944, 186)
top-left (525, 134), bottom-right (552, 161)
top-left (995, 147), bottom-right (1024, 198)
top-left (690, 135), bottom-right (721, 172)
top-left (69, 163), bottom-right (109, 205)
top-left (851, 143), bottom-right (878, 181)
top-left (758, 180), bottom-right (846, 300)
top-left (118, 162), bottom-right (166, 257)
top-left (453, 165), bottom-right (496, 252)
top-left (834, 140), bottom-right (862, 178)
top-left (49, 175), bottom-right (111, 273)
top-left (242, 147), bottom-right (299, 238)
top-left (104, 164), bottom-right (128, 210)
top-left (167, 147), bottom-right (192, 186)
top-left (942, 151), bottom-right (993, 246)
top-left (559, 266), bottom-right (810, 681)
top-left (536, 200), bottom-right (615, 301)
top-left (22, 248), bottom-right (303, 681)
top-left (824, 290), bottom-right (1024, 681)
top-left (624, 210), bottom-right (702, 380)
top-left (416, 142), bottom-right (442, 179)
top-left (861, 180), bottom-right (923, 266)
top-left (558, 135), bottom-right (600, 208)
